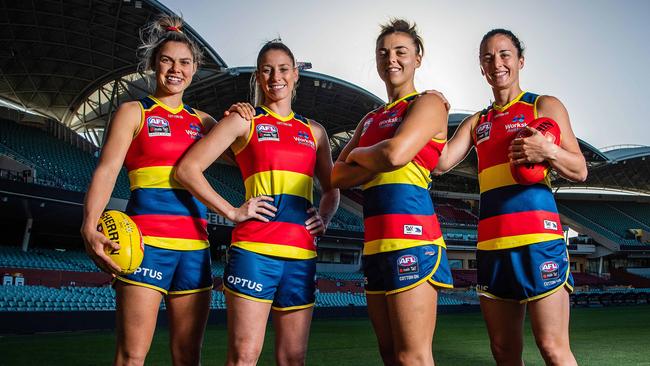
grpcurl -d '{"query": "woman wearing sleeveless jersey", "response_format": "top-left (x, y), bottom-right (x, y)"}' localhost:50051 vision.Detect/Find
top-left (436, 29), bottom-right (587, 365)
top-left (176, 40), bottom-right (339, 366)
top-left (331, 19), bottom-right (451, 366)
top-left (81, 15), bottom-right (216, 366)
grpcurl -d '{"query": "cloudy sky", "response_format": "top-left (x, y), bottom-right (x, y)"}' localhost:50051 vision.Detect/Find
top-left (162, 0), bottom-right (650, 149)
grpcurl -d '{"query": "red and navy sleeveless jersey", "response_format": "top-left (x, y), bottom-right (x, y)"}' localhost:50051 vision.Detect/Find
top-left (358, 92), bottom-right (446, 255)
top-left (231, 106), bottom-right (318, 259)
top-left (123, 95), bottom-right (209, 250)
top-left (472, 91), bottom-right (563, 250)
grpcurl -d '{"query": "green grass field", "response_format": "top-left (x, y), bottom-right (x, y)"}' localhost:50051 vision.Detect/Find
top-left (1, 305), bottom-right (649, 365)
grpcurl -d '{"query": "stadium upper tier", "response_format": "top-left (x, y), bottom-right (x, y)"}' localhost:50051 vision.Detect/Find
top-left (0, 118), bottom-right (131, 199)
top-left (558, 200), bottom-right (650, 249)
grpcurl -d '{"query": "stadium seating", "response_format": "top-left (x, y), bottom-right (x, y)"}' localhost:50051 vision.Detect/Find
top-left (557, 202), bottom-right (644, 247)
top-left (626, 268), bottom-right (650, 280)
top-left (572, 272), bottom-right (616, 286)
top-left (436, 204), bottom-right (478, 226)
top-left (0, 246), bottom-right (97, 272)
top-left (607, 202), bottom-right (650, 228)
top-left (442, 227), bottom-right (478, 242)
top-left (0, 118), bottom-right (131, 198)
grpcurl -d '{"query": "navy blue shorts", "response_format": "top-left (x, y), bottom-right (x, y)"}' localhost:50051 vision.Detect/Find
top-left (223, 246), bottom-right (316, 311)
top-left (477, 239), bottom-right (574, 303)
top-left (115, 245), bottom-right (213, 295)
top-left (363, 245), bottom-right (454, 295)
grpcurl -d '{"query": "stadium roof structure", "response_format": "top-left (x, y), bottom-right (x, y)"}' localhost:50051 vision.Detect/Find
top-left (0, 0), bottom-right (383, 148)
top-left (0, 0), bottom-right (647, 194)
top-left (0, 0), bottom-right (226, 145)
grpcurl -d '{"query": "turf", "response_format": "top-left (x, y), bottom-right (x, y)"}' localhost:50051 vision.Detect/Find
top-left (1, 305), bottom-right (649, 365)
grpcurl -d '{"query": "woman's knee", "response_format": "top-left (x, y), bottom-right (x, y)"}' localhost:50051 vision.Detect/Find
top-left (489, 338), bottom-right (523, 364)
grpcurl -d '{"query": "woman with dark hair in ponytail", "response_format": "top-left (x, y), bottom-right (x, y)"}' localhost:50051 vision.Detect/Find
top-left (81, 15), bottom-right (215, 365)
top-left (332, 19), bottom-right (452, 366)
top-left (176, 40), bottom-right (339, 366)
top-left (436, 29), bottom-right (585, 365)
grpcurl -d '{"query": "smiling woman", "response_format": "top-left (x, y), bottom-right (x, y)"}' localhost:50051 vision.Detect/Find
top-left (434, 28), bottom-right (587, 366)
top-left (331, 19), bottom-right (451, 366)
top-left (174, 39), bottom-right (340, 366)
top-left (81, 14), bottom-right (216, 366)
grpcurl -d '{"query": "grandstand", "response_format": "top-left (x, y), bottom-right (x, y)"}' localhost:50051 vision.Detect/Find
top-left (0, 0), bottom-right (649, 347)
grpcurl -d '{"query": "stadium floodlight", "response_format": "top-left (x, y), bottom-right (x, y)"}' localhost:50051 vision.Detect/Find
top-left (297, 62), bottom-right (312, 70)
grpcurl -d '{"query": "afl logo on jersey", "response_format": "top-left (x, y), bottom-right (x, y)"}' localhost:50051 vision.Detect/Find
top-left (397, 254), bottom-right (419, 275)
top-left (257, 124), bottom-right (279, 141)
top-left (147, 116), bottom-right (171, 137)
top-left (475, 122), bottom-right (492, 144)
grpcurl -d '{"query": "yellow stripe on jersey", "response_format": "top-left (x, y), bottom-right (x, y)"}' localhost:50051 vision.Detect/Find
top-left (363, 237), bottom-right (446, 256)
top-left (493, 91), bottom-right (527, 111)
top-left (231, 241), bottom-right (317, 259)
top-left (384, 91), bottom-right (420, 110)
top-left (243, 170), bottom-right (313, 202)
top-left (478, 162), bottom-right (552, 193)
top-left (128, 166), bottom-right (184, 190)
top-left (363, 162), bottom-right (431, 190)
top-left (148, 95), bottom-right (186, 115)
top-left (478, 163), bottom-right (517, 193)
top-left (143, 235), bottom-right (210, 251)
top-left (477, 233), bottom-right (564, 251)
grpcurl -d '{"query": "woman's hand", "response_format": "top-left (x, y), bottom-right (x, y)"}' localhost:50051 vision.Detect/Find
top-left (229, 195), bottom-right (277, 223)
top-left (223, 102), bottom-right (256, 120)
top-left (305, 207), bottom-right (326, 236)
top-left (81, 224), bottom-right (122, 275)
top-left (509, 126), bottom-right (559, 165)
top-left (422, 89), bottom-right (451, 111)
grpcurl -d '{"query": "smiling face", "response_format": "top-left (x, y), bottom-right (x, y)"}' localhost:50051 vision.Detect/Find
top-left (256, 48), bottom-right (298, 105)
top-left (479, 34), bottom-right (524, 91)
top-left (154, 41), bottom-right (196, 96)
top-left (376, 32), bottom-right (421, 89)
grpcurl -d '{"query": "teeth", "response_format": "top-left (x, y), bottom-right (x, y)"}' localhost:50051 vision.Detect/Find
top-left (166, 76), bottom-right (182, 82)
top-left (270, 85), bottom-right (286, 90)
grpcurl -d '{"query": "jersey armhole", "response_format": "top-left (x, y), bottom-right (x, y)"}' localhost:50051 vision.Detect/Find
top-left (231, 118), bottom-right (255, 155)
top-left (307, 119), bottom-right (319, 151)
top-left (132, 102), bottom-right (145, 139)
top-left (533, 95), bottom-right (540, 119)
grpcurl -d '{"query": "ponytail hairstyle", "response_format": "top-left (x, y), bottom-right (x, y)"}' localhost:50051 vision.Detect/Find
top-left (137, 14), bottom-right (204, 74)
top-left (249, 39), bottom-right (298, 106)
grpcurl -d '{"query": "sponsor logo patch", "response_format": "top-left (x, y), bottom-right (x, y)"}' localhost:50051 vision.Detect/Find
top-left (403, 225), bottom-right (423, 236)
top-left (543, 220), bottom-right (558, 230)
top-left (257, 124), bottom-right (279, 141)
top-left (226, 275), bottom-right (263, 292)
top-left (293, 130), bottom-right (316, 149)
top-left (147, 116), bottom-right (171, 136)
top-left (185, 122), bottom-right (203, 140)
top-left (133, 267), bottom-right (163, 280)
top-left (540, 261), bottom-right (559, 281)
top-left (379, 111), bottom-right (402, 128)
top-left (505, 114), bottom-right (527, 133)
top-left (475, 122), bottom-right (491, 144)
top-left (397, 254), bottom-right (419, 275)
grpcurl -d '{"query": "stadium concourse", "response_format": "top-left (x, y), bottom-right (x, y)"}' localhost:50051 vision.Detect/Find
top-left (1, 0), bottom-right (650, 335)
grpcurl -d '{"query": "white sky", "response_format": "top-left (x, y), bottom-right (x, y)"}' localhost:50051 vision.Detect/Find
top-left (162, 0), bottom-right (650, 149)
